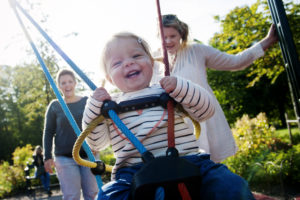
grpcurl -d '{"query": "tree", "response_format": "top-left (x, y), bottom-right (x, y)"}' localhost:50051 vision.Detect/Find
top-left (0, 46), bottom-right (58, 161)
top-left (207, 0), bottom-right (299, 126)
top-left (0, 65), bottom-right (17, 161)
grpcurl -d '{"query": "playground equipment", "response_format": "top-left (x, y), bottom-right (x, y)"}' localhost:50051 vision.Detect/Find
top-left (10, 0), bottom-right (299, 199)
top-left (268, 0), bottom-right (300, 129)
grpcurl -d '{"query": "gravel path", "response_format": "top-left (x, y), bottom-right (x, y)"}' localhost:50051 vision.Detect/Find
top-left (4, 186), bottom-right (63, 200)
top-left (4, 187), bottom-right (299, 200)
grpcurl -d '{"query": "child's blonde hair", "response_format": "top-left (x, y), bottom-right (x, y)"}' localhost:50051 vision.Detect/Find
top-left (101, 32), bottom-right (154, 77)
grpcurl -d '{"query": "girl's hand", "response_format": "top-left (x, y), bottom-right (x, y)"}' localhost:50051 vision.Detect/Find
top-left (160, 76), bottom-right (177, 93)
top-left (92, 87), bottom-right (111, 102)
top-left (261, 24), bottom-right (278, 51)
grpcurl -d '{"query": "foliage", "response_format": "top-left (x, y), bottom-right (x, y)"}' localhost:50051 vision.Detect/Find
top-left (207, 0), bottom-right (299, 126)
top-left (12, 144), bottom-right (33, 167)
top-left (224, 113), bottom-right (275, 175)
top-left (223, 113), bottom-right (300, 192)
top-left (0, 63), bottom-right (56, 161)
top-left (289, 144), bottom-right (300, 182)
top-left (99, 146), bottom-right (116, 166)
top-left (98, 146), bottom-right (116, 183)
top-left (276, 127), bottom-right (300, 144)
top-left (0, 42), bottom-right (60, 162)
top-left (0, 145), bottom-right (34, 198)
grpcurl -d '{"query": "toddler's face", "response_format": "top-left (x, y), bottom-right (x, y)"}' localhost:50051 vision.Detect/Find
top-left (105, 38), bottom-right (153, 93)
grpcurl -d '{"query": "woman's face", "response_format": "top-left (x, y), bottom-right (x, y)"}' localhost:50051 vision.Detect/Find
top-left (163, 27), bottom-right (182, 55)
top-left (58, 74), bottom-right (76, 98)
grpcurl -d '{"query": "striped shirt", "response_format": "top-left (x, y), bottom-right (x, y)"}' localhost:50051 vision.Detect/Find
top-left (82, 77), bottom-right (215, 180)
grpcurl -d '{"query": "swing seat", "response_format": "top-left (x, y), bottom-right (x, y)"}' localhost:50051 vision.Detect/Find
top-left (131, 155), bottom-right (202, 200)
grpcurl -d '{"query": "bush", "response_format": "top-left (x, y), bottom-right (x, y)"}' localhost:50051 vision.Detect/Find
top-left (99, 146), bottom-right (116, 183)
top-left (99, 146), bottom-right (116, 166)
top-left (289, 144), bottom-right (300, 183)
top-left (224, 113), bottom-right (275, 176)
top-left (0, 144), bottom-right (33, 198)
top-left (12, 144), bottom-right (34, 167)
top-left (223, 113), bottom-right (300, 193)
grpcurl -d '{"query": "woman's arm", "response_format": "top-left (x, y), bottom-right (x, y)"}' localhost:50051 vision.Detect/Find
top-left (43, 102), bottom-right (56, 173)
top-left (43, 102), bottom-right (56, 161)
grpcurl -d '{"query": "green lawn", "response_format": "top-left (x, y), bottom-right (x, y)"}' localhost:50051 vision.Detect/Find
top-left (275, 127), bottom-right (300, 144)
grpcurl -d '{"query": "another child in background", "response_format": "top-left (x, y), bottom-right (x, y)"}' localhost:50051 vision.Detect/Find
top-left (32, 145), bottom-right (52, 196)
top-left (82, 32), bottom-right (255, 199)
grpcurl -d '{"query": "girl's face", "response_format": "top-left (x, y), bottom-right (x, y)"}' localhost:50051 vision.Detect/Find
top-left (163, 27), bottom-right (182, 55)
top-left (58, 74), bottom-right (76, 98)
top-left (105, 38), bottom-right (153, 93)
top-left (36, 148), bottom-right (42, 154)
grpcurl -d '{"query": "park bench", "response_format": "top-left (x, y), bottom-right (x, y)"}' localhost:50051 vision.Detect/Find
top-left (24, 164), bottom-right (59, 198)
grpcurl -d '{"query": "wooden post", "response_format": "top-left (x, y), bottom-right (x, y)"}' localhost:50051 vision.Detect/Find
top-left (284, 113), bottom-right (294, 145)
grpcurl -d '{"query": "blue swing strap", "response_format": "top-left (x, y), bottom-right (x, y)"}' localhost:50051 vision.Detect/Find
top-left (103, 103), bottom-right (165, 200)
top-left (101, 96), bottom-right (201, 200)
top-left (9, 0), bottom-right (97, 91)
top-left (9, 0), bottom-right (103, 189)
top-left (100, 93), bottom-right (172, 155)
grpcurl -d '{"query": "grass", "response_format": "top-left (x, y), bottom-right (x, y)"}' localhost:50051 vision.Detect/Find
top-left (275, 127), bottom-right (300, 144)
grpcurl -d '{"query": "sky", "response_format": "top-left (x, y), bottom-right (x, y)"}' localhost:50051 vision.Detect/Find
top-left (1, 0), bottom-right (262, 89)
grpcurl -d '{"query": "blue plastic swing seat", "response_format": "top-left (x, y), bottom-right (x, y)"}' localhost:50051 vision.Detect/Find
top-left (131, 151), bottom-right (202, 200)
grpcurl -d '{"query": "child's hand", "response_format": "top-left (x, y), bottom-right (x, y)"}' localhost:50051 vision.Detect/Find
top-left (92, 87), bottom-right (111, 102)
top-left (160, 76), bottom-right (177, 93)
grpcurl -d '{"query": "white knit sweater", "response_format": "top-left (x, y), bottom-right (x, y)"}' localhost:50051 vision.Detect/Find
top-left (153, 43), bottom-right (265, 162)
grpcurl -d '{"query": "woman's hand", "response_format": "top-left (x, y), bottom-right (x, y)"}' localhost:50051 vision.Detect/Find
top-left (160, 76), bottom-right (177, 93)
top-left (44, 159), bottom-right (55, 174)
top-left (92, 87), bottom-right (111, 102)
top-left (261, 24), bottom-right (279, 51)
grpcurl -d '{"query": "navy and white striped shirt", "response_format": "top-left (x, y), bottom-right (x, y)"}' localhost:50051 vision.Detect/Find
top-left (82, 77), bottom-right (215, 180)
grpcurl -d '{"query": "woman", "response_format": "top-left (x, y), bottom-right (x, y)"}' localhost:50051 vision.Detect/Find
top-left (154, 14), bottom-right (278, 163)
top-left (43, 69), bottom-right (98, 200)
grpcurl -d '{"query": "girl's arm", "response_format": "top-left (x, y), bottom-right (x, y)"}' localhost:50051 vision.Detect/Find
top-left (198, 24), bottom-right (277, 71)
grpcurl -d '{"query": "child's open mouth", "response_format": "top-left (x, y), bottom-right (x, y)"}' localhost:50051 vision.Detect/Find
top-left (126, 70), bottom-right (140, 78)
